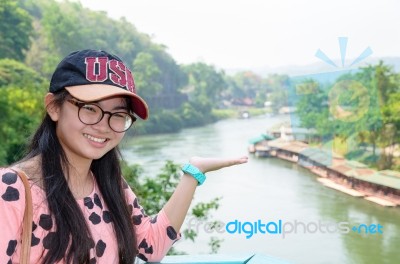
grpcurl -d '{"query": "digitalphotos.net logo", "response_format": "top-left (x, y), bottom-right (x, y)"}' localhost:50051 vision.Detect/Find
top-left (186, 218), bottom-right (383, 239)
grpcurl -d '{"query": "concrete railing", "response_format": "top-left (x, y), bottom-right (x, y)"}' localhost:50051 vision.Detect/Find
top-left (141, 253), bottom-right (292, 263)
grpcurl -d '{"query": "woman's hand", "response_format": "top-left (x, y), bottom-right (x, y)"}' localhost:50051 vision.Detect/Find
top-left (164, 156), bottom-right (248, 232)
top-left (188, 156), bottom-right (248, 174)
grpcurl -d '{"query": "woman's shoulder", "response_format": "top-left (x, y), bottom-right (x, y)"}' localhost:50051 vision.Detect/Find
top-left (0, 167), bottom-right (27, 209)
top-left (12, 156), bottom-right (44, 187)
top-left (1, 156), bottom-right (44, 203)
top-left (0, 165), bottom-right (48, 218)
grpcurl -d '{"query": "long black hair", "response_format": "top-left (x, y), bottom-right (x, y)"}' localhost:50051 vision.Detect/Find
top-left (23, 90), bottom-right (137, 263)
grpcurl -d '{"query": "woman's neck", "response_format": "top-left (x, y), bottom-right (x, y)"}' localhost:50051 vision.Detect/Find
top-left (65, 157), bottom-right (94, 199)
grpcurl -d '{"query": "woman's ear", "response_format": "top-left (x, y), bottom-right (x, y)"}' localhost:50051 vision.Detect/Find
top-left (45, 93), bottom-right (60, 121)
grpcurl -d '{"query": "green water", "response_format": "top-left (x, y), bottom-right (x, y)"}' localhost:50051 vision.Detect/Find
top-left (121, 115), bottom-right (400, 264)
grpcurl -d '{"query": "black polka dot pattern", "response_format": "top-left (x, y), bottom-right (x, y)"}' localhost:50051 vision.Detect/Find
top-left (138, 238), bottom-right (148, 249)
top-left (95, 240), bottom-right (106, 257)
top-left (32, 221), bottom-right (37, 231)
top-left (1, 169), bottom-right (181, 261)
top-left (1, 186), bottom-right (19, 201)
top-left (145, 245), bottom-right (153, 254)
top-left (128, 204), bottom-right (133, 215)
top-left (133, 198), bottom-right (139, 208)
top-left (132, 214), bottom-right (143, 225)
top-left (6, 240), bottom-right (17, 256)
top-left (166, 226), bottom-right (178, 240)
top-left (31, 233), bottom-right (40, 247)
top-left (137, 253), bottom-right (148, 261)
top-left (39, 214), bottom-right (53, 230)
top-left (93, 193), bottom-right (103, 209)
top-left (150, 215), bottom-right (158, 224)
top-left (102, 211), bottom-right (112, 223)
top-left (43, 232), bottom-right (56, 249)
top-left (84, 197), bottom-right (94, 209)
top-left (31, 220), bottom-right (41, 246)
top-left (89, 212), bottom-right (101, 225)
top-left (2, 173), bottom-right (17, 185)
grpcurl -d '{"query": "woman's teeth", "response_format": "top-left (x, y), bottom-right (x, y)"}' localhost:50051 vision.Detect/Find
top-left (84, 133), bottom-right (107, 143)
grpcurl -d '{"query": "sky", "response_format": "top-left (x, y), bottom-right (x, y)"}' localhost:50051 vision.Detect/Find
top-left (77, 0), bottom-right (400, 70)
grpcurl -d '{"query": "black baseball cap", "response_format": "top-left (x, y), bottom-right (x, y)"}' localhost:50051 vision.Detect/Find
top-left (49, 49), bottom-right (149, 120)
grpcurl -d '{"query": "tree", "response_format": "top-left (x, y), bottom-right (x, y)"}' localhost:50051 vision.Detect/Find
top-left (122, 160), bottom-right (222, 254)
top-left (133, 52), bottom-right (163, 100)
top-left (0, 59), bottom-right (45, 165)
top-left (265, 74), bottom-right (290, 114)
top-left (0, 0), bottom-right (33, 61)
top-left (382, 93), bottom-right (400, 145)
top-left (182, 63), bottom-right (227, 104)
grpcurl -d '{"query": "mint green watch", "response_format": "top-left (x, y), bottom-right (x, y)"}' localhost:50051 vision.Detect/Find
top-left (181, 163), bottom-right (206, 186)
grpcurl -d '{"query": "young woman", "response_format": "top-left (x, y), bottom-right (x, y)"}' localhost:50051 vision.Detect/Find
top-left (0, 49), bottom-right (247, 263)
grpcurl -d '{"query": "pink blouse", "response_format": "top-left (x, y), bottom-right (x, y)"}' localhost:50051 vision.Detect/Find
top-left (0, 168), bottom-right (180, 263)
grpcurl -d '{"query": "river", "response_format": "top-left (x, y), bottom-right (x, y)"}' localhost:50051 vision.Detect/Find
top-left (121, 115), bottom-right (400, 264)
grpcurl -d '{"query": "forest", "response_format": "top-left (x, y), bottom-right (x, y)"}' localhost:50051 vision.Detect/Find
top-left (1, 0), bottom-right (399, 171)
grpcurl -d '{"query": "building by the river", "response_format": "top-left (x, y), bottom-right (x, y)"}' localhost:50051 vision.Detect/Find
top-left (251, 137), bottom-right (400, 207)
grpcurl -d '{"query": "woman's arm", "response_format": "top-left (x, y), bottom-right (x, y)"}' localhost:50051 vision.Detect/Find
top-left (163, 156), bottom-right (248, 233)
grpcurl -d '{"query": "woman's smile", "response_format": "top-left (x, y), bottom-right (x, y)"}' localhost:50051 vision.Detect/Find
top-left (83, 133), bottom-right (109, 143)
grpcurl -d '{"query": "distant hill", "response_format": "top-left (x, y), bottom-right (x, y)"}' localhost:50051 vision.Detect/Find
top-left (225, 56), bottom-right (400, 77)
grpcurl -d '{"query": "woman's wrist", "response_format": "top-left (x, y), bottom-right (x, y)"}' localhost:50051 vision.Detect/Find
top-left (181, 163), bottom-right (206, 186)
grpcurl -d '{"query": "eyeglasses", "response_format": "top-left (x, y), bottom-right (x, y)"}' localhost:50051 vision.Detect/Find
top-left (67, 99), bottom-right (136, 133)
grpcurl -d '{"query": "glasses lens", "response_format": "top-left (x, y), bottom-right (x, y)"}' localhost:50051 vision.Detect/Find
top-left (109, 113), bottom-right (134, 132)
top-left (78, 104), bottom-right (102, 125)
top-left (76, 101), bottom-right (135, 132)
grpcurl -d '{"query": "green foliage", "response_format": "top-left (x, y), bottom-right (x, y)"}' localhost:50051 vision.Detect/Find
top-left (295, 62), bottom-right (400, 170)
top-left (4, 0), bottom-right (397, 172)
top-left (125, 160), bottom-right (181, 216)
top-left (295, 80), bottom-right (327, 130)
top-left (180, 101), bottom-right (215, 127)
top-left (122, 160), bottom-right (223, 254)
top-left (133, 110), bottom-right (183, 135)
top-left (191, 197), bottom-right (221, 218)
top-left (0, 0), bottom-right (33, 61)
top-left (0, 59), bottom-right (45, 87)
top-left (382, 93), bottom-right (400, 143)
top-left (212, 109), bottom-right (237, 119)
top-left (182, 63), bottom-right (227, 104)
top-left (6, 0), bottom-right (295, 137)
top-left (208, 236), bottom-right (224, 254)
top-left (0, 59), bottom-right (46, 165)
top-left (133, 52), bottom-right (163, 99)
top-left (265, 74), bottom-right (290, 113)
top-left (231, 71), bottom-right (262, 98)
top-left (228, 71), bottom-right (270, 107)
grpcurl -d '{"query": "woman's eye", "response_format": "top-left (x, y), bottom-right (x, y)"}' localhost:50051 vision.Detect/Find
top-left (113, 113), bottom-right (128, 118)
top-left (82, 105), bottom-right (97, 112)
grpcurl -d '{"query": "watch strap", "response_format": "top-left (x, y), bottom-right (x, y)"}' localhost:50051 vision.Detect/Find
top-left (181, 163), bottom-right (206, 186)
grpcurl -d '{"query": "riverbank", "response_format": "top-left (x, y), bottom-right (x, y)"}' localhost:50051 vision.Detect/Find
top-left (122, 116), bottom-right (400, 263)
top-left (250, 138), bottom-right (400, 207)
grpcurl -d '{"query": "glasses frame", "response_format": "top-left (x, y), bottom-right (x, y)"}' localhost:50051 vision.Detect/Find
top-left (67, 98), bottom-right (136, 133)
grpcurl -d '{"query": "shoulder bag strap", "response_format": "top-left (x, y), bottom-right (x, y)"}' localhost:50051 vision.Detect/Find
top-left (11, 168), bottom-right (33, 264)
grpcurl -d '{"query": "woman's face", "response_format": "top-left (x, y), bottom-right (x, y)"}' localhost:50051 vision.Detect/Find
top-left (49, 93), bottom-right (129, 162)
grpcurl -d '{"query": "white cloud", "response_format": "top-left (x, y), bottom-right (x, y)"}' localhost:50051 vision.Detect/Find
top-left (77, 0), bottom-right (400, 69)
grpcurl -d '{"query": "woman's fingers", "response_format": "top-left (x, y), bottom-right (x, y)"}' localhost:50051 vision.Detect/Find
top-left (189, 156), bottom-right (248, 173)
